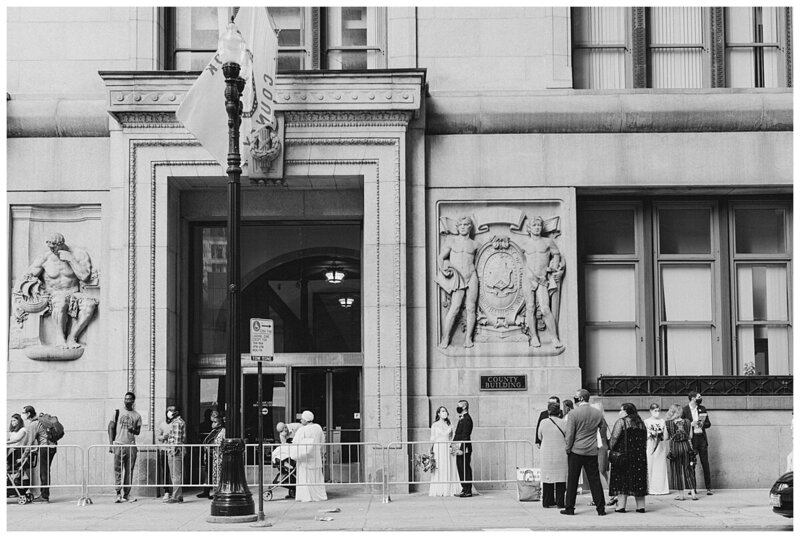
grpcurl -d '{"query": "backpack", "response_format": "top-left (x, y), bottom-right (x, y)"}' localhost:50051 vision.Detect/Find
top-left (39, 413), bottom-right (65, 442)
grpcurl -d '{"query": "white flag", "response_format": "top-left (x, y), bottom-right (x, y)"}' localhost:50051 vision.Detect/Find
top-left (176, 7), bottom-right (277, 170)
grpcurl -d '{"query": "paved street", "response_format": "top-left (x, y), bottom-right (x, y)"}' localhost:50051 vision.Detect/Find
top-left (5, 487), bottom-right (792, 532)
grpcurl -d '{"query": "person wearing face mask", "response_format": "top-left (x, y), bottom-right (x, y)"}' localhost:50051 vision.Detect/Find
top-left (681, 391), bottom-right (712, 495)
top-left (452, 400), bottom-right (474, 497)
top-left (162, 405), bottom-right (186, 503)
top-left (108, 392), bottom-right (142, 503)
top-left (644, 403), bottom-right (669, 495)
top-left (156, 408), bottom-right (173, 501)
top-left (428, 406), bottom-right (461, 497)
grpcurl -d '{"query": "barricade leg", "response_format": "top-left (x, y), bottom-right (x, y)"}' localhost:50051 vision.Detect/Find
top-left (381, 446), bottom-right (391, 503)
top-left (78, 446), bottom-right (92, 506)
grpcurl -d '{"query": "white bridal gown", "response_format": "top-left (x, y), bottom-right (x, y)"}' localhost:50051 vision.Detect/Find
top-left (428, 419), bottom-right (461, 497)
top-left (645, 416), bottom-right (670, 495)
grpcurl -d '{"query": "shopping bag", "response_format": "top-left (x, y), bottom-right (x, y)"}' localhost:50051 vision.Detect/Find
top-left (516, 467), bottom-right (541, 502)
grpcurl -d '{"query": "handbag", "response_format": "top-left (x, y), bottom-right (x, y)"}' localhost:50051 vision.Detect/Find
top-left (516, 467), bottom-right (542, 502)
top-left (609, 424), bottom-right (628, 466)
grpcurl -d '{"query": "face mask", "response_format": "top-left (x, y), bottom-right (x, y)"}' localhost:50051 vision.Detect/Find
top-left (167, 411), bottom-right (174, 419)
top-left (619, 410), bottom-right (626, 418)
top-left (440, 412), bottom-right (448, 419)
top-left (455, 407), bottom-right (463, 414)
top-left (695, 398), bottom-right (703, 405)
top-left (125, 402), bottom-right (134, 410)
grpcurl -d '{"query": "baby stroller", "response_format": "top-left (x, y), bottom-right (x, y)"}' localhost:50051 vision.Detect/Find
top-left (263, 444), bottom-right (296, 501)
top-left (7, 449), bottom-right (34, 505)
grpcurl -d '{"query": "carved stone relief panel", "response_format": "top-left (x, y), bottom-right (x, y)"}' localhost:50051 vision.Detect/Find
top-left (9, 206), bottom-right (101, 361)
top-left (435, 203), bottom-right (566, 356)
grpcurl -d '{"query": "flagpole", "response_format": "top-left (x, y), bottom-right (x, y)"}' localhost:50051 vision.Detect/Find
top-left (208, 20), bottom-right (256, 522)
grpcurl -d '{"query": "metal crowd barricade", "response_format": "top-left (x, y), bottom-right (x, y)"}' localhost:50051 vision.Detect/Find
top-left (84, 443), bottom-right (212, 504)
top-left (5, 444), bottom-right (85, 505)
top-left (82, 441), bottom-right (385, 505)
top-left (243, 441), bottom-right (385, 499)
top-left (383, 439), bottom-right (536, 502)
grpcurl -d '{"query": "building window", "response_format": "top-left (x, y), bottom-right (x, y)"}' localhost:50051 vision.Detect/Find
top-left (191, 222), bottom-right (362, 356)
top-left (731, 204), bottom-right (792, 375)
top-left (169, 7), bottom-right (220, 71)
top-left (166, 7), bottom-right (386, 72)
top-left (571, 6), bottom-right (793, 89)
top-left (323, 7), bottom-right (386, 70)
top-left (725, 7), bottom-right (790, 88)
top-left (578, 197), bottom-right (792, 385)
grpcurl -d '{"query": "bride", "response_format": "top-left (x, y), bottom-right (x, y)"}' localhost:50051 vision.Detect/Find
top-left (429, 405), bottom-right (461, 497)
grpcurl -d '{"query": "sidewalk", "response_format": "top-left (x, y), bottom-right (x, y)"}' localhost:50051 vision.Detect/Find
top-left (5, 487), bottom-right (793, 532)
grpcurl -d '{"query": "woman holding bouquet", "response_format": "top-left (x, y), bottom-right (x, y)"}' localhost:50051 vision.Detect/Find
top-left (429, 406), bottom-right (461, 497)
top-left (644, 403), bottom-right (670, 495)
top-left (664, 404), bottom-right (698, 501)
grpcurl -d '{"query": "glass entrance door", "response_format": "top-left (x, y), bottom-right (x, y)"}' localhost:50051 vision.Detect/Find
top-left (292, 367), bottom-right (361, 446)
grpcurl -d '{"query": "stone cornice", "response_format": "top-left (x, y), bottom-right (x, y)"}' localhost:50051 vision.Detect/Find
top-left (98, 69), bottom-right (426, 128)
top-left (427, 89), bottom-right (793, 134)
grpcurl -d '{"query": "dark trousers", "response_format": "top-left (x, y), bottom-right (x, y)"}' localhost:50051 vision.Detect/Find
top-left (38, 446), bottom-right (56, 500)
top-left (542, 482), bottom-right (566, 508)
top-left (565, 453), bottom-right (605, 512)
top-left (691, 436), bottom-right (711, 490)
top-left (456, 450), bottom-right (473, 494)
top-left (157, 449), bottom-right (172, 496)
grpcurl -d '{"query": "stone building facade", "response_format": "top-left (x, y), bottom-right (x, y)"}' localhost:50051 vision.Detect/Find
top-left (7, 7), bottom-right (793, 488)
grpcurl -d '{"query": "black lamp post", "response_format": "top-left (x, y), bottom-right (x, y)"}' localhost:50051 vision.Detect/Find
top-left (209, 19), bottom-right (256, 520)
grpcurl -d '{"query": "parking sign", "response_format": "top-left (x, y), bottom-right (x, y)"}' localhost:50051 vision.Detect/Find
top-left (250, 318), bottom-right (274, 361)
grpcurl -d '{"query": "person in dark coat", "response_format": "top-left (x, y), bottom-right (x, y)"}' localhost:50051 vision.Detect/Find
top-left (452, 399), bottom-right (474, 497)
top-left (681, 391), bottom-right (712, 495)
top-left (608, 403), bottom-right (648, 513)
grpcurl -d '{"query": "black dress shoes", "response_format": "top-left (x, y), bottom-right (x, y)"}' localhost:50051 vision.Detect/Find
top-left (559, 509), bottom-right (575, 515)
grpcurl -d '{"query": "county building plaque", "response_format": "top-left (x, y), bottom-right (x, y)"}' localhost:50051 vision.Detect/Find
top-left (480, 375), bottom-right (527, 391)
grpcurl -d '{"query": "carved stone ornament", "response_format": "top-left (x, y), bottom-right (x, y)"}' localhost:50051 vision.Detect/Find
top-left (435, 209), bottom-right (565, 355)
top-left (244, 114), bottom-right (285, 181)
top-left (11, 232), bottom-right (99, 361)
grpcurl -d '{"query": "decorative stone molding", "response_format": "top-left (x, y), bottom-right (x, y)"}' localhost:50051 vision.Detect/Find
top-left (116, 112), bottom-right (181, 129)
top-left (284, 110), bottom-right (413, 128)
top-left (99, 70), bottom-right (426, 130)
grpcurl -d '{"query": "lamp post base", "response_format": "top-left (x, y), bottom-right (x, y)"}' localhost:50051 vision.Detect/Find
top-left (209, 438), bottom-right (255, 518)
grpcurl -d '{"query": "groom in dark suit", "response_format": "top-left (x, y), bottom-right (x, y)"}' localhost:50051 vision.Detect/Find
top-left (682, 391), bottom-right (713, 495)
top-left (453, 399), bottom-right (473, 497)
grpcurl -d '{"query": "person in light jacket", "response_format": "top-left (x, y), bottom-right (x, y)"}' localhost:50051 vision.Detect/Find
top-left (293, 410), bottom-right (327, 502)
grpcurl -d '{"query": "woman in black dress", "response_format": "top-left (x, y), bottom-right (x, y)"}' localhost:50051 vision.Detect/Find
top-left (609, 402), bottom-right (648, 513)
top-left (664, 403), bottom-right (698, 501)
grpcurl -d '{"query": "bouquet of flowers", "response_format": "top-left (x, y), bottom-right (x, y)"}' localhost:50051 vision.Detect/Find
top-left (647, 422), bottom-right (665, 452)
top-left (414, 452), bottom-right (437, 473)
top-left (647, 422), bottom-right (664, 440)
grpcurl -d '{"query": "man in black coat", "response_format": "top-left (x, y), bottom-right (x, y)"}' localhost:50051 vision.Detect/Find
top-left (536, 396), bottom-right (561, 448)
top-left (453, 399), bottom-right (474, 497)
top-left (681, 391), bottom-right (713, 495)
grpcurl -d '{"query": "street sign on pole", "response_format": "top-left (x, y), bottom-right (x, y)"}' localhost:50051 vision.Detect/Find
top-left (250, 318), bottom-right (274, 361)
